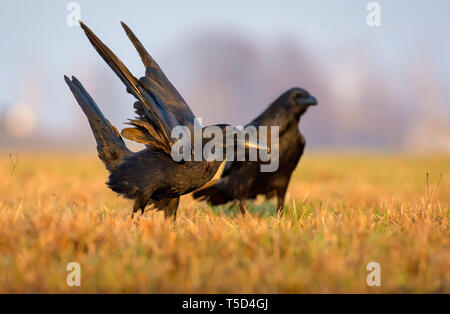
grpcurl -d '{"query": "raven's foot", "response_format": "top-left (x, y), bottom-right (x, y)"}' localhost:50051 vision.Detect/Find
top-left (239, 200), bottom-right (248, 216)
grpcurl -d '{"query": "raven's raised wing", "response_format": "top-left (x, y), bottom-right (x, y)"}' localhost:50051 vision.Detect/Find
top-left (120, 22), bottom-right (196, 130)
top-left (80, 22), bottom-right (178, 155)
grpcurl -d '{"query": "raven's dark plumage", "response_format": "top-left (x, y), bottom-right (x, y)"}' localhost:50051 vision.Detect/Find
top-left (193, 88), bottom-right (317, 214)
top-left (65, 22), bottom-right (264, 220)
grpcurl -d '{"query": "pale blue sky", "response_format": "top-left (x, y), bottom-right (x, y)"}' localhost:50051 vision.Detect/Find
top-left (1, 0), bottom-right (449, 101)
top-left (1, 1), bottom-right (449, 150)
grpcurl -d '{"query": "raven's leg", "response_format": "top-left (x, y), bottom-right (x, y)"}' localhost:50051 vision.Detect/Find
top-left (165, 197), bottom-right (180, 221)
top-left (239, 199), bottom-right (247, 215)
top-left (276, 187), bottom-right (287, 216)
top-left (131, 201), bottom-right (139, 219)
top-left (155, 197), bottom-right (180, 221)
top-left (132, 198), bottom-right (146, 219)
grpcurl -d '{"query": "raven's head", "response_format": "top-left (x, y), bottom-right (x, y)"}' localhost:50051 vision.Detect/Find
top-left (189, 124), bottom-right (269, 162)
top-left (287, 87), bottom-right (318, 114)
top-left (259, 87), bottom-right (317, 125)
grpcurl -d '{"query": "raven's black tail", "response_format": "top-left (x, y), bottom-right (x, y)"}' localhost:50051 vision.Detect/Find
top-left (64, 75), bottom-right (130, 171)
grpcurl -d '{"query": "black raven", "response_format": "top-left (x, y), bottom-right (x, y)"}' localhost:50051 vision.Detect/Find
top-left (193, 88), bottom-right (317, 215)
top-left (64, 22), bottom-right (266, 220)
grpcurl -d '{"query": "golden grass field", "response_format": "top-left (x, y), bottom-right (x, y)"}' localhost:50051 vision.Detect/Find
top-left (0, 152), bottom-right (448, 293)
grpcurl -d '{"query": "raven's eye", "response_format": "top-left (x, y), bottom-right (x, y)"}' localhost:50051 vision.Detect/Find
top-left (293, 91), bottom-right (309, 100)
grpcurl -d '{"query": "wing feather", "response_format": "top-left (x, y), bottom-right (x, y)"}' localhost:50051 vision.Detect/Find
top-left (79, 22), bottom-right (177, 154)
top-left (120, 21), bottom-right (196, 130)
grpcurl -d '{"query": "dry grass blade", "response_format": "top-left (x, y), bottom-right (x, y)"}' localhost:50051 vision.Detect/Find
top-left (0, 153), bottom-right (448, 293)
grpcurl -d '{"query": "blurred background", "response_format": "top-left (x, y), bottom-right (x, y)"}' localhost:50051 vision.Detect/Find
top-left (0, 0), bottom-right (449, 153)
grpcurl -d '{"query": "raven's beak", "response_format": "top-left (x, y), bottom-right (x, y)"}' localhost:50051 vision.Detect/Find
top-left (245, 139), bottom-right (270, 153)
top-left (306, 95), bottom-right (318, 106)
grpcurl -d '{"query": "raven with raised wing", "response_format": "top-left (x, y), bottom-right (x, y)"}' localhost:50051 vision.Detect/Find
top-left (65, 22), bottom-right (266, 220)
